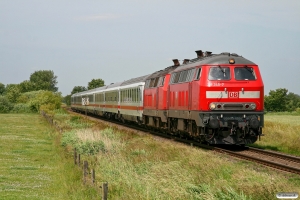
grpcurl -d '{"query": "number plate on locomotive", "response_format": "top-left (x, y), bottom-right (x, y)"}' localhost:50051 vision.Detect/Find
top-left (229, 92), bottom-right (239, 98)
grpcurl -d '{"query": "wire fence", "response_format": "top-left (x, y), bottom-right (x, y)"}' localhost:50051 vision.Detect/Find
top-left (41, 110), bottom-right (108, 200)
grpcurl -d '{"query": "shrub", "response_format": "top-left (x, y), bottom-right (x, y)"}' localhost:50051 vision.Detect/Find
top-left (0, 96), bottom-right (13, 113)
top-left (5, 85), bottom-right (21, 103)
top-left (29, 91), bottom-right (61, 112)
top-left (16, 91), bottom-right (43, 104)
top-left (61, 130), bottom-right (105, 155)
top-left (76, 140), bottom-right (105, 155)
top-left (11, 103), bottom-right (33, 113)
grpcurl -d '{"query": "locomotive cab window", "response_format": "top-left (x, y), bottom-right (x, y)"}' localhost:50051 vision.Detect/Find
top-left (234, 67), bottom-right (256, 80)
top-left (208, 67), bottom-right (230, 80)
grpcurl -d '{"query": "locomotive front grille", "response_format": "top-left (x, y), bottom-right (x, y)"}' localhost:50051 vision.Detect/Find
top-left (223, 103), bottom-right (244, 110)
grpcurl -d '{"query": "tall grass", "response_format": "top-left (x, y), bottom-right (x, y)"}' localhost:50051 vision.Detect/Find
top-left (60, 122), bottom-right (300, 199)
top-left (251, 114), bottom-right (300, 156)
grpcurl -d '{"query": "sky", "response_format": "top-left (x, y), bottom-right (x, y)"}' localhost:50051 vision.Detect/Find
top-left (0, 0), bottom-right (300, 96)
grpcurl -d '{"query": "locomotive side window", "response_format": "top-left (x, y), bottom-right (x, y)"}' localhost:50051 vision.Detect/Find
top-left (234, 67), bottom-right (256, 80)
top-left (208, 67), bottom-right (230, 80)
top-left (145, 80), bottom-right (150, 88)
top-left (186, 69), bottom-right (195, 81)
top-left (179, 70), bottom-right (188, 82)
top-left (153, 77), bottom-right (159, 87)
top-left (149, 78), bottom-right (155, 87)
top-left (170, 69), bottom-right (195, 84)
top-left (173, 72), bottom-right (180, 83)
top-left (195, 68), bottom-right (201, 80)
top-left (170, 73), bottom-right (176, 83)
top-left (158, 76), bottom-right (165, 87)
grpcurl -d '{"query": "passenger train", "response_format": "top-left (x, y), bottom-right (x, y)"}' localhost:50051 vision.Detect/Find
top-left (71, 50), bottom-right (264, 145)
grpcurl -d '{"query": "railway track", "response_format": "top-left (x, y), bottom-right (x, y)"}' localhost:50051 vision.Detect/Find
top-left (68, 109), bottom-right (300, 175)
top-left (214, 146), bottom-right (300, 175)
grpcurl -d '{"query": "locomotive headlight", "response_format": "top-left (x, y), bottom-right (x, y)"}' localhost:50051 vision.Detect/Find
top-left (209, 103), bottom-right (216, 110)
top-left (229, 58), bottom-right (235, 64)
top-left (250, 103), bottom-right (256, 110)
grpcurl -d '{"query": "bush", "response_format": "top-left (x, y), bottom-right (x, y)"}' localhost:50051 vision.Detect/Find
top-left (5, 85), bottom-right (21, 103)
top-left (29, 91), bottom-right (61, 112)
top-left (0, 96), bottom-right (13, 113)
top-left (11, 103), bottom-right (33, 113)
top-left (16, 91), bottom-right (43, 104)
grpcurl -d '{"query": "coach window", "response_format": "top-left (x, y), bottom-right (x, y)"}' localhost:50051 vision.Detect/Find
top-left (136, 88), bottom-right (138, 102)
top-left (209, 67), bottom-right (231, 80)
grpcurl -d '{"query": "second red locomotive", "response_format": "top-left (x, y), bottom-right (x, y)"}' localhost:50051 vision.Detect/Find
top-left (71, 50), bottom-right (264, 145)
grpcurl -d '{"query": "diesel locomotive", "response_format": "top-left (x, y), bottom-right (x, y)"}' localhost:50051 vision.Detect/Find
top-left (71, 50), bottom-right (264, 145)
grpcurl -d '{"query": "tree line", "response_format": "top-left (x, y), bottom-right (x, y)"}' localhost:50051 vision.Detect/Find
top-left (0, 70), bottom-right (61, 114)
top-left (264, 88), bottom-right (300, 112)
top-left (0, 70), bottom-right (106, 113)
top-left (1, 70), bottom-right (299, 113)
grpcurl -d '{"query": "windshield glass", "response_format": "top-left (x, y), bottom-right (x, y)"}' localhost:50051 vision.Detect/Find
top-left (208, 67), bottom-right (230, 80)
top-left (234, 67), bottom-right (256, 80)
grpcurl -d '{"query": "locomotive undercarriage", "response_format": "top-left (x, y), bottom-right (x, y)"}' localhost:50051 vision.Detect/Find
top-left (142, 110), bottom-right (264, 145)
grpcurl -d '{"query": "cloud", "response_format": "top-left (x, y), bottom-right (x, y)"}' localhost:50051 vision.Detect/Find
top-left (75, 14), bottom-right (120, 21)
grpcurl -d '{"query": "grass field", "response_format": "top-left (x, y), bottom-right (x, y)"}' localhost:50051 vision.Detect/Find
top-left (58, 112), bottom-right (300, 200)
top-left (0, 114), bottom-right (97, 200)
top-left (250, 114), bottom-right (300, 156)
top-left (2, 111), bottom-right (300, 199)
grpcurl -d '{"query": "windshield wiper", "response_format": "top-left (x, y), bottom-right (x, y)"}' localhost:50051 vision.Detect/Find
top-left (218, 66), bottom-right (226, 77)
top-left (244, 65), bottom-right (253, 73)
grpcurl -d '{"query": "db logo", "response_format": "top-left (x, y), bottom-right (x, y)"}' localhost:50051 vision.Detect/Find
top-left (229, 92), bottom-right (239, 98)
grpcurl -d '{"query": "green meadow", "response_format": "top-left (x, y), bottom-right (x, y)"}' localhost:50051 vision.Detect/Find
top-left (0, 114), bottom-right (97, 200)
top-left (250, 114), bottom-right (300, 156)
top-left (1, 112), bottom-right (300, 199)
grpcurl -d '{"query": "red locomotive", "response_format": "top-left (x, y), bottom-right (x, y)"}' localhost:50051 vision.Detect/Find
top-left (71, 50), bottom-right (264, 145)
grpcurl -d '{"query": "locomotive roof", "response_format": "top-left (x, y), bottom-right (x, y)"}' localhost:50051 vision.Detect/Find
top-left (146, 65), bottom-right (179, 80)
top-left (173, 53), bottom-right (256, 72)
top-left (121, 74), bottom-right (151, 86)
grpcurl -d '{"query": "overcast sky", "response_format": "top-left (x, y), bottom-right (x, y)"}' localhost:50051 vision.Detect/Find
top-left (1, 0), bottom-right (299, 96)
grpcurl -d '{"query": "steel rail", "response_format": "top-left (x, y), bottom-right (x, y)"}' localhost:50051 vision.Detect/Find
top-left (213, 147), bottom-right (300, 175)
top-left (247, 146), bottom-right (300, 164)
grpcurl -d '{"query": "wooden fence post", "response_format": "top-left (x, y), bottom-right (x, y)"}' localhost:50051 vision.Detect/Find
top-left (78, 154), bottom-right (81, 167)
top-left (91, 169), bottom-right (95, 185)
top-left (83, 161), bottom-right (88, 184)
top-left (102, 182), bottom-right (108, 200)
top-left (74, 148), bottom-right (77, 165)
